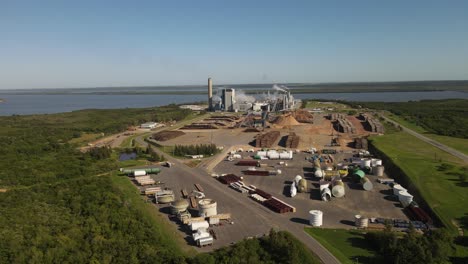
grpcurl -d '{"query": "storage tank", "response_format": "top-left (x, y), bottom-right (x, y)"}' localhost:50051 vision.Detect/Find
top-left (373, 165), bottom-right (384, 177)
top-left (360, 177), bottom-right (373, 191)
top-left (133, 170), bottom-right (146, 177)
top-left (198, 199), bottom-right (217, 217)
top-left (398, 191), bottom-right (413, 208)
top-left (314, 159), bottom-right (321, 168)
top-left (298, 179), bottom-right (308, 193)
top-left (331, 180), bottom-right (345, 198)
top-left (354, 215), bottom-right (369, 228)
top-left (393, 184), bottom-right (406, 196)
top-left (338, 169), bottom-right (349, 177)
top-left (190, 221), bottom-right (210, 231)
top-left (170, 200), bottom-right (189, 215)
top-left (290, 184), bottom-right (297, 197)
top-left (157, 194), bottom-right (175, 204)
top-left (145, 168), bottom-right (161, 174)
top-left (294, 175), bottom-right (303, 186)
top-left (371, 159), bottom-right (382, 167)
top-left (361, 159), bottom-right (372, 168)
top-left (319, 180), bottom-right (330, 191)
top-left (314, 169), bottom-right (323, 178)
top-left (309, 210), bottom-right (323, 227)
top-left (352, 169), bottom-right (365, 179)
top-left (321, 188), bottom-right (331, 201)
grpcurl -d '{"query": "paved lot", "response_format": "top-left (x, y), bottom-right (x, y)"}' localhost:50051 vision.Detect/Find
top-left (213, 152), bottom-right (408, 229)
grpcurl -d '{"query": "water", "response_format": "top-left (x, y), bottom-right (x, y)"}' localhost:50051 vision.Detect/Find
top-left (0, 91), bottom-right (466, 116)
top-left (119, 152), bottom-right (137, 161)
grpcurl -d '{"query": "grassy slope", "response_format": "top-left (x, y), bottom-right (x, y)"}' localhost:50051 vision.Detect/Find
top-left (370, 132), bottom-right (466, 233)
top-left (386, 113), bottom-right (468, 155)
top-left (305, 229), bottom-right (378, 264)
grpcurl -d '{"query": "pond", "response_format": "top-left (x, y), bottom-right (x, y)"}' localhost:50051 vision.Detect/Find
top-left (119, 152), bottom-right (137, 161)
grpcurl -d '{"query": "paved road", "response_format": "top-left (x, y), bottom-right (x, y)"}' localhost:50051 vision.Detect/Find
top-left (135, 135), bottom-right (340, 264)
top-left (381, 115), bottom-right (468, 163)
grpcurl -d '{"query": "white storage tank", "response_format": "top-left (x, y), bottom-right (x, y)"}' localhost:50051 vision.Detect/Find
top-left (371, 159), bottom-right (382, 167)
top-left (290, 184), bottom-right (297, 197)
top-left (314, 169), bottom-right (323, 178)
top-left (361, 159), bottom-right (372, 168)
top-left (190, 221), bottom-right (209, 231)
top-left (294, 175), bottom-right (303, 186)
top-left (393, 184), bottom-right (406, 196)
top-left (198, 199), bottom-right (217, 217)
top-left (319, 180), bottom-right (330, 191)
top-left (170, 200), bottom-right (189, 215)
top-left (309, 210), bottom-right (323, 227)
top-left (373, 165), bottom-right (384, 177)
top-left (133, 170), bottom-right (146, 177)
top-left (360, 177), bottom-right (373, 191)
top-left (321, 188), bottom-right (331, 201)
top-left (398, 191), bottom-right (413, 208)
top-left (355, 215), bottom-right (369, 228)
top-left (332, 180), bottom-right (345, 198)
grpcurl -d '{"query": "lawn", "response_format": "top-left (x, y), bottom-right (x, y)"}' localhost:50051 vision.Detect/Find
top-left (305, 228), bottom-right (379, 264)
top-left (385, 113), bottom-right (468, 155)
top-left (370, 131), bottom-right (467, 234)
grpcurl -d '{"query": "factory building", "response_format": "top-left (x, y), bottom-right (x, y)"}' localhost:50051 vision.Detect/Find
top-left (222, 88), bottom-right (236, 111)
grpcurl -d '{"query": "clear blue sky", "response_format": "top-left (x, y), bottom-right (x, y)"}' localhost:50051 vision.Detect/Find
top-left (1, 0), bottom-right (468, 89)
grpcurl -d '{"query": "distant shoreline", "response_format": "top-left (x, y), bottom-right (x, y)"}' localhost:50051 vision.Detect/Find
top-left (0, 80), bottom-right (467, 95)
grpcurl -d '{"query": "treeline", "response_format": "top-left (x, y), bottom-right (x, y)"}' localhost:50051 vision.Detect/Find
top-left (366, 224), bottom-right (454, 264)
top-left (351, 99), bottom-right (468, 138)
top-left (189, 230), bottom-right (321, 264)
top-left (173, 144), bottom-right (219, 157)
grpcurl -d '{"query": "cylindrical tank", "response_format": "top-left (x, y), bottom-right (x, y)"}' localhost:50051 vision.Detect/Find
top-left (190, 221), bottom-right (209, 231)
top-left (398, 191), bottom-right (413, 208)
top-left (133, 170), bottom-right (146, 176)
top-left (355, 215), bottom-right (369, 228)
top-left (171, 200), bottom-right (189, 215)
top-left (325, 166), bottom-right (333, 171)
top-left (361, 159), bottom-right (372, 168)
top-left (332, 180), bottom-right (345, 198)
top-left (309, 210), bottom-right (323, 227)
top-left (321, 188), bottom-right (331, 201)
top-left (290, 184), bottom-right (297, 197)
top-left (319, 180), bottom-right (330, 191)
top-left (298, 179), bottom-right (307, 193)
top-left (352, 170), bottom-right (365, 179)
top-left (145, 168), bottom-right (161, 174)
top-left (393, 184), bottom-right (406, 196)
top-left (294, 175), bottom-right (303, 186)
top-left (371, 159), bottom-right (382, 167)
top-left (198, 199), bottom-right (217, 217)
top-left (360, 177), bottom-right (373, 191)
top-left (373, 165), bottom-right (384, 177)
top-left (157, 194), bottom-right (175, 204)
top-left (314, 159), bottom-right (321, 168)
top-left (314, 169), bottom-right (323, 178)
top-left (338, 169), bottom-right (349, 177)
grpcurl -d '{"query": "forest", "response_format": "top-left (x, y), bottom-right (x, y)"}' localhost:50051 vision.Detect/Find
top-left (0, 106), bottom-right (320, 263)
top-left (173, 144), bottom-right (220, 157)
top-left (351, 99), bottom-right (468, 138)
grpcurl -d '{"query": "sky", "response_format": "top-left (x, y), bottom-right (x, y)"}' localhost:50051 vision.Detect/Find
top-left (1, 0), bottom-right (468, 89)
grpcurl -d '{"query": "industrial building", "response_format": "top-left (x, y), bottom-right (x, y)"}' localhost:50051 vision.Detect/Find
top-left (207, 78), bottom-right (298, 113)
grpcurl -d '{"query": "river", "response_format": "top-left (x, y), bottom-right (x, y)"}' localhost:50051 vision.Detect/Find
top-left (0, 91), bottom-right (466, 116)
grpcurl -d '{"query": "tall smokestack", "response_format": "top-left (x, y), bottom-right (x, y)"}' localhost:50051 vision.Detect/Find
top-left (208, 77), bottom-right (213, 111)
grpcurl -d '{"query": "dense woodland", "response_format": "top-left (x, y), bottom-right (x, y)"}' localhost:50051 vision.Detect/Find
top-left (352, 99), bottom-right (468, 138)
top-left (173, 144), bottom-right (220, 157)
top-left (0, 106), bottom-right (320, 263)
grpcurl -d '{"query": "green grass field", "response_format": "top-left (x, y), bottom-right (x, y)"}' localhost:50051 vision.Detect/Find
top-left (386, 113), bottom-right (468, 155)
top-left (305, 228), bottom-right (378, 264)
top-left (370, 131), bottom-right (467, 234)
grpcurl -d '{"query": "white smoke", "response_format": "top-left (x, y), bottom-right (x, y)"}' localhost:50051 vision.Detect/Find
top-left (272, 84), bottom-right (286, 93)
top-left (235, 89), bottom-right (256, 103)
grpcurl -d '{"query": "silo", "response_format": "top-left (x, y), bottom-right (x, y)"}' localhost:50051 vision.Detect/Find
top-left (198, 199), bottom-right (217, 217)
top-left (314, 169), bottom-right (323, 178)
top-left (321, 188), bottom-right (331, 201)
top-left (373, 165), bottom-right (384, 177)
top-left (309, 210), bottom-right (323, 227)
top-left (290, 184), bottom-right (297, 197)
top-left (393, 184), bottom-right (406, 196)
top-left (298, 179), bottom-right (308, 193)
top-left (398, 191), bottom-right (413, 208)
top-left (354, 215), bottom-right (369, 228)
top-left (171, 200), bottom-right (189, 215)
top-left (331, 180), bottom-right (345, 198)
top-left (294, 175), bottom-right (303, 186)
top-left (360, 177), bottom-right (373, 191)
